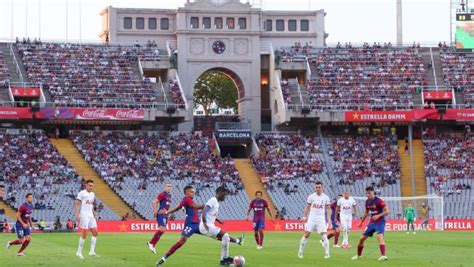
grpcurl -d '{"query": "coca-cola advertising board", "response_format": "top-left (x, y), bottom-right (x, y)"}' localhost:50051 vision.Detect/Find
top-left (38, 108), bottom-right (145, 121)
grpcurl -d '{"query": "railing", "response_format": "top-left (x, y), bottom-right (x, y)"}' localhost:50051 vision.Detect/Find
top-left (250, 137), bottom-right (260, 159)
top-left (275, 72), bottom-right (287, 110)
top-left (294, 77), bottom-right (304, 109)
top-left (305, 59), bottom-right (312, 81)
top-left (9, 43), bottom-right (24, 84)
top-left (0, 100), bottom-right (176, 110)
top-left (39, 83), bottom-right (46, 103)
top-left (430, 47), bottom-right (439, 90)
top-left (212, 133), bottom-right (221, 157)
top-left (174, 73), bottom-right (188, 110)
top-left (7, 84), bottom-right (14, 102)
top-left (138, 59), bottom-right (144, 78)
top-left (166, 40), bottom-right (178, 57)
top-left (158, 77), bottom-right (169, 107)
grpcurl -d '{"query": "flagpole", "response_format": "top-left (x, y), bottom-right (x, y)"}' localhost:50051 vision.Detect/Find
top-left (66, 0), bottom-right (68, 41)
top-left (79, 0), bottom-right (82, 42)
top-left (26, 0), bottom-right (28, 37)
top-left (11, 0), bottom-right (14, 41)
top-left (39, 0), bottom-right (41, 39)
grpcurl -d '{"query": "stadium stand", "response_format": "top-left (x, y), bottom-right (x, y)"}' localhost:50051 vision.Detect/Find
top-left (440, 47), bottom-right (474, 105)
top-left (279, 43), bottom-right (425, 111)
top-left (0, 130), bottom-right (119, 222)
top-left (16, 42), bottom-right (183, 108)
top-left (0, 51), bottom-right (10, 86)
top-left (71, 131), bottom-right (249, 220)
top-left (423, 132), bottom-right (473, 219)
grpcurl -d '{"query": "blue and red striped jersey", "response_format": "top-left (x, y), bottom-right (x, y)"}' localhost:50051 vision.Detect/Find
top-left (180, 196), bottom-right (200, 225)
top-left (157, 191), bottom-right (171, 211)
top-left (365, 196), bottom-right (386, 223)
top-left (17, 202), bottom-right (33, 225)
top-left (249, 199), bottom-right (268, 222)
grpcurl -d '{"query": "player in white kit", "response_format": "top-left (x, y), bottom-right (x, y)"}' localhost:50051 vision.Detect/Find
top-left (337, 191), bottom-right (357, 248)
top-left (74, 180), bottom-right (99, 259)
top-left (200, 186), bottom-right (244, 266)
top-left (298, 181), bottom-right (332, 259)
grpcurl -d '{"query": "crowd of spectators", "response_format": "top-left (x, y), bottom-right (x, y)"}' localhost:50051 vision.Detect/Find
top-left (169, 79), bottom-right (186, 108)
top-left (280, 79), bottom-right (292, 104)
top-left (16, 42), bottom-right (160, 108)
top-left (423, 133), bottom-right (473, 190)
top-left (306, 45), bottom-right (424, 111)
top-left (72, 132), bottom-right (243, 193)
top-left (440, 47), bottom-right (473, 105)
top-left (328, 133), bottom-right (401, 187)
top-left (252, 133), bottom-right (324, 186)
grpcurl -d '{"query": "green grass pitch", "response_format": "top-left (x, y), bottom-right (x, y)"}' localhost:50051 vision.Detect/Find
top-left (1, 231), bottom-right (473, 266)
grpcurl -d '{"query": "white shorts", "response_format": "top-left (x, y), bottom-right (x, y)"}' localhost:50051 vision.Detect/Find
top-left (199, 223), bottom-right (221, 237)
top-left (340, 216), bottom-right (353, 230)
top-left (305, 220), bottom-right (328, 234)
top-left (80, 216), bottom-right (97, 230)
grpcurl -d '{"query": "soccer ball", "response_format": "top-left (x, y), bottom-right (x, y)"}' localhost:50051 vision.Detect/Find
top-left (233, 255), bottom-right (245, 266)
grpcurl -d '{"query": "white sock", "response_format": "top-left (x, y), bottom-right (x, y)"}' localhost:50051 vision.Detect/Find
top-left (343, 229), bottom-right (348, 245)
top-left (90, 236), bottom-right (97, 253)
top-left (77, 238), bottom-right (85, 254)
top-left (299, 236), bottom-right (308, 253)
top-left (221, 233), bottom-right (230, 260)
top-left (322, 234), bottom-right (330, 255)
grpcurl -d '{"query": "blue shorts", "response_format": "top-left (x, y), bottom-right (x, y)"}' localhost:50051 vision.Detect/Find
top-left (182, 223), bottom-right (201, 237)
top-left (15, 222), bottom-right (30, 239)
top-left (363, 222), bottom-right (385, 237)
top-left (331, 220), bottom-right (340, 229)
top-left (157, 215), bottom-right (168, 227)
top-left (253, 221), bottom-right (265, 230)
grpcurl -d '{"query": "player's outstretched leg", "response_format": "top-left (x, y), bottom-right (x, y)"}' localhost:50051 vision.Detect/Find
top-left (6, 238), bottom-right (23, 251)
top-left (156, 236), bottom-right (188, 266)
top-left (148, 228), bottom-right (165, 254)
top-left (351, 235), bottom-right (367, 260)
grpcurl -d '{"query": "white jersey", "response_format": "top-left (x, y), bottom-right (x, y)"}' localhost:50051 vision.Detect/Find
top-left (307, 193), bottom-right (330, 221)
top-left (337, 197), bottom-right (357, 217)
top-left (76, 190), bottom-right (95, 217)
top-left (204, 197), bottom-right (219, 225)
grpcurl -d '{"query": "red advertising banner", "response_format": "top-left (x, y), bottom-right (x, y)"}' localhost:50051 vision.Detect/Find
top-left (443, 109), bottom-right (474, 121)
top-left (423, 91), bottom-right (453, 100)
top-left (93, 219), bottom-right (473, 233)
top-left (0, 107), bottom-right (32, 119)
top-left (38, 108), bottom-right (145, 121)
top-left (413, 109), bottom-right (440, 120)
top-left (345, 111), bottom-right (413, 122)
top-left (11, 87), bottom-right (41, 98)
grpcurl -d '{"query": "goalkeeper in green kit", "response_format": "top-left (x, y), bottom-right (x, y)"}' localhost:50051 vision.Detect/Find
top-left (404, 203), bottom-right (416, 234)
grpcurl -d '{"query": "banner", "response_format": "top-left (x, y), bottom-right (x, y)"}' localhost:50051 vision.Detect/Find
top-left (413, 109), bottom-right (440, 120)
top-left (423, 91), bottom-right (453, 100)
top-left (38, 108), bottom-right (145, 121)
top-left (93, 219), bottom-right (473, 233)
top-left (0, 107), bottom-right (32, 119)
top-left (345, 111), bottom-right (413, 122)
top-left (216, 131), bottom-right (252, 142)
top-left (11, 88), bottom-right (41, 98)
top-left (443, 109), bottom-right (474, 121)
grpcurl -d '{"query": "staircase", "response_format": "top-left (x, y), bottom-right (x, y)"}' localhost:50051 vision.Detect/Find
top-left (0, 200), bottom-right (17, 220)
top-left (233, 159), bottom-right (277, 219)
top-left (50, 139), bottom-right (143, 220)
top-left (0, 43), bottom-right (29, 84)
top-left (398, 139), bottom-right (428, 213)
top-left (287, 78), bottom-right (310, 107)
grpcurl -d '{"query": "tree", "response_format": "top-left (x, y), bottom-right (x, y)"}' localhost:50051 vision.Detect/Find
top-left (194, 71), bottom-right (238, 115)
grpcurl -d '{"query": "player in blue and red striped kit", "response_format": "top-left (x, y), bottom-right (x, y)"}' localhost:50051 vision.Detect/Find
top-left (156, 185), bottom-right (204, 265)
top-left (147, 183), bottom-right (173, 254)
top-left (6, 193), bottom-right (34, 256)
top-left (246, 191), bottom-right (274, 249)
top-left (325, 195), bottom-right (342, 247)
top-left (352, 186), bottom-right (389, 261)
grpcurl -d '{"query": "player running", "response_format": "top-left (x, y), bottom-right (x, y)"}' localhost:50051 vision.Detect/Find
top-left (337, 191), bottom-right (357, 248)
top-left (404, 203), bottom-right (416, 234)
top-left (298, 181), bottom-right (332, 259)
top-left (324, 194), bottom-right (342, 248)
top-left (156, 186), bottom-right (243, 266)
top-left (6, 193), bottom-right (34, 256)
top-left (351, 186), bottom-right (389, 261)
top-left (75, 179), bottom-right (99, 259)
top-left (246, 191), bottom-right (274, 249)
top-left (200, 187), bottom-right (244, 265)
top-left (147, 183), bottom-right (173, 254)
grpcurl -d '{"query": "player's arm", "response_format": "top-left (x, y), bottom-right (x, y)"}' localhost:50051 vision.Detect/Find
top-left (302, 203), bottom-right (311, 223)
top-left (374, 206), bottom-right (389, 221)
top-left (74, 199), bottom-right (81, 223)
top-left (245, 202), bottom-right (253, 221)
top-left (265, 201), bottom-right (274, 221)
top-left (358, 208), bottom-right (368, 227)
top-left (352, 205), bottom-right (357, 218)
top-left (216, 218), bottom-right (224, 225)
top-left (335, 205), bottom-right (341, 223)
top-left (190, 203), bottom-right (204, 210)
top-left (16, 207), bottom-right (27, 228)
top-left (165, 204), bottom-right (182, 215)
top-left (152, 198), bottom-right (160, 217)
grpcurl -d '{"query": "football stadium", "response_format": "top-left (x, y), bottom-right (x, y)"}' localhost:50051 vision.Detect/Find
top-left (0, 0), bottom-right (472, 266)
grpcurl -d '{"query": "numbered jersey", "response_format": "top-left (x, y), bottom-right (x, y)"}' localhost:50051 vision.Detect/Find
top-left (337, 197), bottom-right (357, 217)
top-left (307, 193), bottom-right (330, 221)
top-left (76, 190), bottom-right (95, 217)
